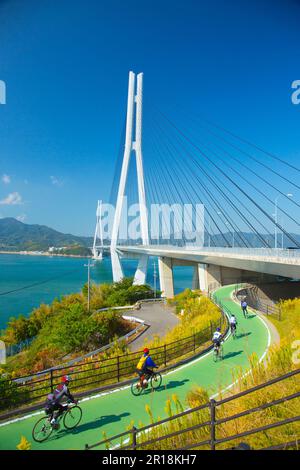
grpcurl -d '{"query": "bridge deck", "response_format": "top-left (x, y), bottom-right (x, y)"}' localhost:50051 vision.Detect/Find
top-left (117, 245), bottom-right (300, 279)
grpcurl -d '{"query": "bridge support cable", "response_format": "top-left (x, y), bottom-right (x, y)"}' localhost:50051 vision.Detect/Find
top-left (149, 119), bottom-right (247, 248)
top-left (146, 125), bottom-right (227, 246)
top-left (167, 127), bottom-right (300, 230)
top-left (145, 132), bottom-right (198, 245)
top-left (168, 130), bottom-right (279, 246)
top-left (157, 111), bottom-right (300, 249)
top-left (144, 132), bottom-right (188, 245)
top-left (157, 100), bottom-right (300, 184)
top-left (109, 117), bottom-right (127, 207)
top-left (180, 120), bottom-right (300, 221)
top-left (198, 139), bottom-right (300, 226)
top-left (156, 116), bottom-right (284, 248)
top-left (204, 118), bottom-right (300, 175)
top-left (147, 119), bottom-right (237, 247)
top-left (145, 156), bottom-right (183, 245)
top-left (151, 115), bottom-right (272, 248)
top-left (151, 117), bottom-right (267, 248)
top-left (144, 129), bottom-right (192, 246)
top-left (152, 103), bottom-right (300, 226)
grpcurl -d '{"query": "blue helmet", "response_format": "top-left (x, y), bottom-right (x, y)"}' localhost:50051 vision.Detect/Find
top-left (216, 327), bottom-right (221, 332)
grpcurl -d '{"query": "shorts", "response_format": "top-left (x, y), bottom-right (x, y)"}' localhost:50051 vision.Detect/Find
top-left (136, 368), bottom-right (153, 378)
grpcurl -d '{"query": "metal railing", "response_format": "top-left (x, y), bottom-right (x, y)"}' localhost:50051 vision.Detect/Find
top-left (0, 314), bottom-right (226, 416)
top-left (85, 368), bottom-right (300, 451)
top-left (235, 283), bottom-right (282, 320)
top-left (121, 245), bottom-right (300, 261)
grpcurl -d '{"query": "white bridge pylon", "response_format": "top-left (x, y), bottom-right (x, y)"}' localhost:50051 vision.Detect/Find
top-left (92, 200), bottom-right (103, 261)
top-left (111, 71), bottom-right (149, 284)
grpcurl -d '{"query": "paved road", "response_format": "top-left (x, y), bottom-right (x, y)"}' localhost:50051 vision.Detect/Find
top-left (128, 301), bottom-right (180, 352)
top-left (0, 285), bottom-right (271, 450)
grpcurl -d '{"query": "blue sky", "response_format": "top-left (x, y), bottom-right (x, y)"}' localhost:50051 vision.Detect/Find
top-left (0, 0), bottom-right (299, 236)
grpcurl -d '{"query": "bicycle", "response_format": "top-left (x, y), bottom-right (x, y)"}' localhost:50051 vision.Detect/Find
top-left (32, 402), bottom-right (82, 443)
top-left (230, 324), bottom-right (237, 339)
top-left (131, 369), bottom-right (162, 396)
top-left (242, 307), bottom-right (248, 319)
top-left (213, 342), bottom-right (223, 362)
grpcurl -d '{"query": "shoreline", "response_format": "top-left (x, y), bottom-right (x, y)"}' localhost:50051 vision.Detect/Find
top-left (0, 250), bottom-right (91, 259)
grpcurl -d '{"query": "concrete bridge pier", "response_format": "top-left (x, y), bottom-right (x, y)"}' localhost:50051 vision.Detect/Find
top-left (158, 258), bottom-right (212, 298)
top-left (158, 256), bottom-right (174, 298)
top-left (155, 254), bottom-right (282, 299)
top-left (133, 254), bottom-right (149, 285)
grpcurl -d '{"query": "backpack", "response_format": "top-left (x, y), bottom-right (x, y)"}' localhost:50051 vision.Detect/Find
top-left (136, 354), bottom-right (147, 371)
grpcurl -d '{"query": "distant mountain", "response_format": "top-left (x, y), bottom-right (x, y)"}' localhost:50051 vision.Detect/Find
top-left (0, 218), bottom-right (93, 252)
top-left (1, 217), bottom-right (299, 252)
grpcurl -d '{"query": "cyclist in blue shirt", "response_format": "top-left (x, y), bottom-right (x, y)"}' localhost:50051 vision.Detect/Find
top-left (136, 348), bottom-right (158, 387)
top-left (241, 300), bottom-right (248, 317)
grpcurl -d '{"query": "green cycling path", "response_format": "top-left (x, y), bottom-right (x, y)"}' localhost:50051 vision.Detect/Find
top-left (0, 285), bottom-right (271, 450)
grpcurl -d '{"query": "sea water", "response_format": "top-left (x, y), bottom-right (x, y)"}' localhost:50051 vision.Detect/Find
top-left (0, 254), bottom-right (194, 329)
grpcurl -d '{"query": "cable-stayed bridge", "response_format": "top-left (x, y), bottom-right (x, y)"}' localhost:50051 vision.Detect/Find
top-left (101, 71), bottom-right (300, 297)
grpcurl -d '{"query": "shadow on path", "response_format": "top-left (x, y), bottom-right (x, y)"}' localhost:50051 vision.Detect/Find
top-left (48, 412), bottom-right (131, 440)
top-left (223, 351), bottom-right (243, 360)
top-left (141, 379), bottom-right (190, 396)
top-left (236, 332), bottom-right (251, 340)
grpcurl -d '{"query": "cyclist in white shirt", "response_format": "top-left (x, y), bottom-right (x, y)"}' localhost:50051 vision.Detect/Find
top-left (229, 314), bottom-right (237, 334)
top-left (212, 327), bottom-right (222, 349)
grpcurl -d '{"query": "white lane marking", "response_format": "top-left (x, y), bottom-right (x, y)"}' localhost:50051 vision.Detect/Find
top-left (0, 411), bottom-right (43, 427)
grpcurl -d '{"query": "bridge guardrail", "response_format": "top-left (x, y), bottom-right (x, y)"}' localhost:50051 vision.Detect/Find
top-left (124, 245), bottom-right (300, 261)
top-left (84, 368), bottom-right (300, 451)
top-left (235, 283), bottom-right (282, 320)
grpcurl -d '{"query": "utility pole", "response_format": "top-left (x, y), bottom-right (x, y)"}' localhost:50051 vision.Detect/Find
top-left (84, 260), bottom-right (95, 312)
top-left (274, 196), bottom-right (279, 249)
top-left (274, 194), bottom-right (292, 249)
top-left (153, 259), bottom-right (157, 298)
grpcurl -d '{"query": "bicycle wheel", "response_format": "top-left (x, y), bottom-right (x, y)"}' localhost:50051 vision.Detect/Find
top-left (150, 372), bottom-right (162, 390)
top-left (213, 347), bottom-right (218, 362)
top-left (219, 345), bottom-right (224, 360)
top-left (32, 416), bottom-right (53, 443)
top-left (63, 406), bottom-right (82, 429)
top-left (131, 380), bottom-right (143, 396)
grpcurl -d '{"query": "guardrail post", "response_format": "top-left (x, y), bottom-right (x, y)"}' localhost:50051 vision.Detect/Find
top-left (117, 356), bottom-right (120, 382)
top-left (193, 333), bottom-right (196, 352)
top-left (209, 399), bottom-right (216, 450)
top-left (164, 344), bottom-right (167, 367)
top-left (132, 426), bottom-right (137, 450)
top-left (50, 369), bottom-right (53, 392)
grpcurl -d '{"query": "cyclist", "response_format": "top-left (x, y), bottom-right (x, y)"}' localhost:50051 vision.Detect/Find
top-left (241, 300), bottom-right (248, 317)
top-left (45, 375), bottom-right (77, 427)
top-left (136, 348), bottom-right (158, 388)
top-left (229, 314), bottom-right (238, 335)
top-left (212, 327), bottom-right (223, 355)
